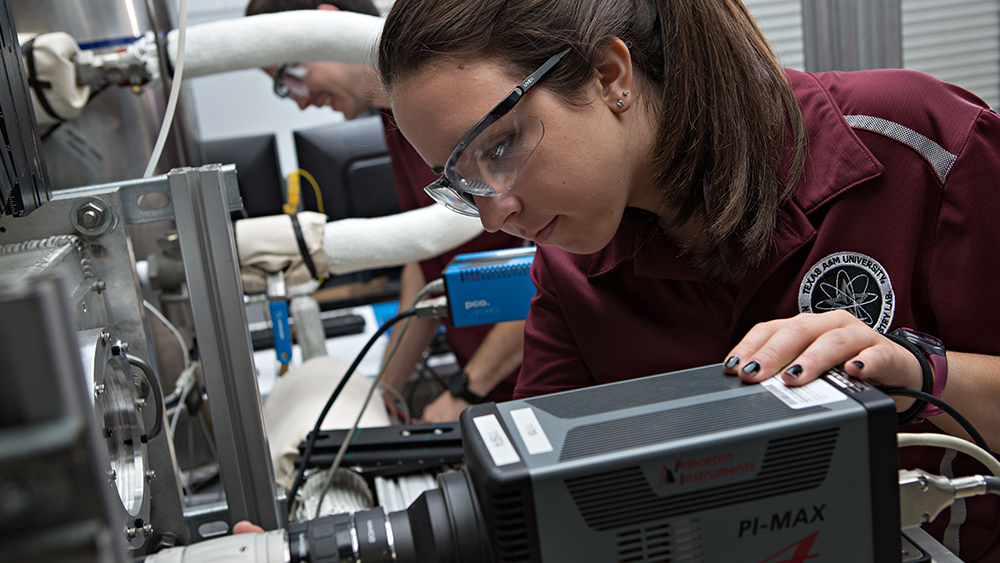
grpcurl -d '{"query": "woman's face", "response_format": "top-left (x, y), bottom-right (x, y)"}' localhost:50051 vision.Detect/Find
top-left (392, 59), bottom-right (656, 255)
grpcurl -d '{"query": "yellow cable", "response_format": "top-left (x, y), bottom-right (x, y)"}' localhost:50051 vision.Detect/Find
top-left (285, 168), bottom-right (324, 215)
top-left (283, 170), bottom-right (301, 215)
top-left (298, 168), bottom-right (323, 214)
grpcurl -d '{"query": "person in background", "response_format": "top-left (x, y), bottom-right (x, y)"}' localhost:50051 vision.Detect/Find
top-left (245, 0), bottom-right (526, 422)
top-left (376, 0), bottom-right (1000, 560)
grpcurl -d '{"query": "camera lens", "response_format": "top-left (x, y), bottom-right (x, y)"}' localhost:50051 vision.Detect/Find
top-left (287, 469), bottom-right (488, 563)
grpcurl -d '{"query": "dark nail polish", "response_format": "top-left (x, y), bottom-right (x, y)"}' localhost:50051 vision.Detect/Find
top-left (853, 360), bottom-right (865, 370)
top-left (741, 361), bottom-right (760, 375)
top-left (784, 364), bottom-right (803, 378)
top-left (725, 355), bottom-right (740, 369)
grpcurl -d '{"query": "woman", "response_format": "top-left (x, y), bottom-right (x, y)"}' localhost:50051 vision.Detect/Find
top-left (378, 0), bottom-right (1000, 559)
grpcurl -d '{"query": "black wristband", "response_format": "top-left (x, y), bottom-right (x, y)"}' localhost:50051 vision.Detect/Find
top-left (886, 332), bottom-right (934, 425)
top-left (448, 371), bottom-right (488, 404)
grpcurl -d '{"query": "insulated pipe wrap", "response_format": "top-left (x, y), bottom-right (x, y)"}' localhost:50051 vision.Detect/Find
top-left (321, 205), bottom-right (485, 275)
top-left (167, 10), bottom-right (383, 79)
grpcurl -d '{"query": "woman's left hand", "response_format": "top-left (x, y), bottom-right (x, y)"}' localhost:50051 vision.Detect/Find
top-left (724, 310), bottom-right (923, 409)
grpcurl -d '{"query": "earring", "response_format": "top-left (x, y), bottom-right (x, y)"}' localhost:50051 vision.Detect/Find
top-left (623, 90), bottom-right (629, 96)
top-left (617, 99), bottom-right (624, 108)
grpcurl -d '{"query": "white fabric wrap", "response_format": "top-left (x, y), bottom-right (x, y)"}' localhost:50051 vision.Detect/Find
top-left (262, 356), bottom-right (390, 492)
top-left (321, 204), bottom-right (485, 275)
top-left (167, 10), bottom-right (383, 79)
top-left (18, 32), bottom-right (90, 126)
top-left (236, 211), bottom-right (332, 293)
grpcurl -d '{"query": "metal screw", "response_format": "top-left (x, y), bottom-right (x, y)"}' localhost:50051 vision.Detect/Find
top-left (108, 469), bottom-right (117, 481)
top-left (95, 280), bottom-right (107, 294)
top-left (433, 428), bottom-right (444, 435)
top-left (94, 384), bottom-right (106, 398)
top-left (135, 397), bottom-right (146, 409)
top-left (126, 526), bottom-right (138, 539)
top-left (76, 202), bottom-right (105, 230)
top-left (400, 430), bottom-right (411, 437)
top-left (146, 470), bottom-right (156, 482)
top-left (142, 523), bottom-right (154, 535)
top-left (119, 342), bottom-right (129, 354)
top-left (100, 331), bottom-right (111, 346)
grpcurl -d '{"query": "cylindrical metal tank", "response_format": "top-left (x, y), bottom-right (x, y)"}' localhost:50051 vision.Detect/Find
top-left (11, 0), bottom-right (203, 191)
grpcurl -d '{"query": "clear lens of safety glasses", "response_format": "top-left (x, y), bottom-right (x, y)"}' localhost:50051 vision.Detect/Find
top-left (447, 111), bottom-right (544, 197)
top-left (274, 63), bottom-right (310, 99)
top-left (424, 179), bottom-right (481, 217)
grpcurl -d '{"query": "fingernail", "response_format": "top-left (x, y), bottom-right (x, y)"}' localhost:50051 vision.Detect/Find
top-left (783, 364), bottom-right (803, 378)
top-left (724, 355), bottom-right (740, 369)
top-left (852, 360), bottom-right (865, 370)
top-left (741, 361), bottom-right (760, 375)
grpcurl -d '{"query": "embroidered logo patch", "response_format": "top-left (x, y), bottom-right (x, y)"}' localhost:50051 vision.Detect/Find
top-left (798, 251), bottom-right (895, 333)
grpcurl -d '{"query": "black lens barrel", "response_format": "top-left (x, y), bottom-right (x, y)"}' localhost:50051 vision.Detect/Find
top-left (287, 469), bottom-right (487, 563)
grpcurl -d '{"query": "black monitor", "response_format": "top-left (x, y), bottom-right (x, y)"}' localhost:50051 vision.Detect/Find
top-left (204, 133), bottom-right (285, 219)
top-left (293, 114), bottom-right (400, 221)
top-left (293, 114), bottom-right (402, 309)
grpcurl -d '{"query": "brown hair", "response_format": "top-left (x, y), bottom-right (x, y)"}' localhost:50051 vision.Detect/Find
top-left (378, 0), bottom-right (805, 279)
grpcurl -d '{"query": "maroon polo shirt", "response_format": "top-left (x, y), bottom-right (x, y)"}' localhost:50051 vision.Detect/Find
top-left (519, 69), bottom-right (1000, 561)
top-left (380, 112), bottom-right (524, 401)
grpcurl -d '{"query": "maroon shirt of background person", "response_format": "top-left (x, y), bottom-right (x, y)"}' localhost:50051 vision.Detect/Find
top-left (380, 111), bottom-right (524, 401)
top-left (517, 69), bottom-right (1000, 562)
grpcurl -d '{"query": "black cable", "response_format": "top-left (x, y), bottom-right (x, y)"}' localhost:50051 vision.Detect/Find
top-left (885, 333), bottom-right (934, 426)
top-left (985, 476), bottom-right (1000, 495)
top-left (883, 387), bottom-right (993, 455)
top-left (127, 355), bottom-right (164, 440)
top-left (285, 308), bottom-right (417, 513)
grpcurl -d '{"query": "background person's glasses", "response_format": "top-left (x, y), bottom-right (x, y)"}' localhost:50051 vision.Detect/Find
top-left (424, 48), bottom-right (571, 217)
top-left (273, 62), bottom-right (310, 99)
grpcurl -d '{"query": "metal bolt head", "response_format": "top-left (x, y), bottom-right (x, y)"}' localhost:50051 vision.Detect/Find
top-left (146, 469), bottom-right (156, 482)
top-left (76, 203), bottom-right (105, 229)
top-left (94, 384), bottom-right (106, 397)
top-left (126, 526), bottom-right (138, 539)
top-left (107, 469), bottom-right (117, 481)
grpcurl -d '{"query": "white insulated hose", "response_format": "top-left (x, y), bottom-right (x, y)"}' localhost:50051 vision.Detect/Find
top-left (165, 10), bottom-right (383, 78)
top-left (321, 205), bottom-right (484, 275)
top-left (164, 10), bottom-right (486, 273)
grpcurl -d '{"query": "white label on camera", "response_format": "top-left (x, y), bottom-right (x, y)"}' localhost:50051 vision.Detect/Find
top-left (762, 376), bottom-right (847, 409)
top-left (473, 414), bottom-right (520, 466)
top-left (510, 407), bottom-right (553, 455)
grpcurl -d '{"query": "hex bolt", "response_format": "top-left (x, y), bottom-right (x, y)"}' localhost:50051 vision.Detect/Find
top-left (126, 527), bottom-right (138, 539)
top-left (146, 470), bottom-right (156, 482)
top-left (143, 523), bottom-right (154, 535)
top-left (76, 202), bottom-right (106, 230)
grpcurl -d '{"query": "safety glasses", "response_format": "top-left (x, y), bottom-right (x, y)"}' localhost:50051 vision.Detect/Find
top-left (273, 62), bottom-right (310, 99)
top-left (424, 48), bottom-right (571, 217)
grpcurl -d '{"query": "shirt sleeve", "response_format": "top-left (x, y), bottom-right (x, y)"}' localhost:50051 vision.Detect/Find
top-left (928, 106), bottom-right (1000, 355)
